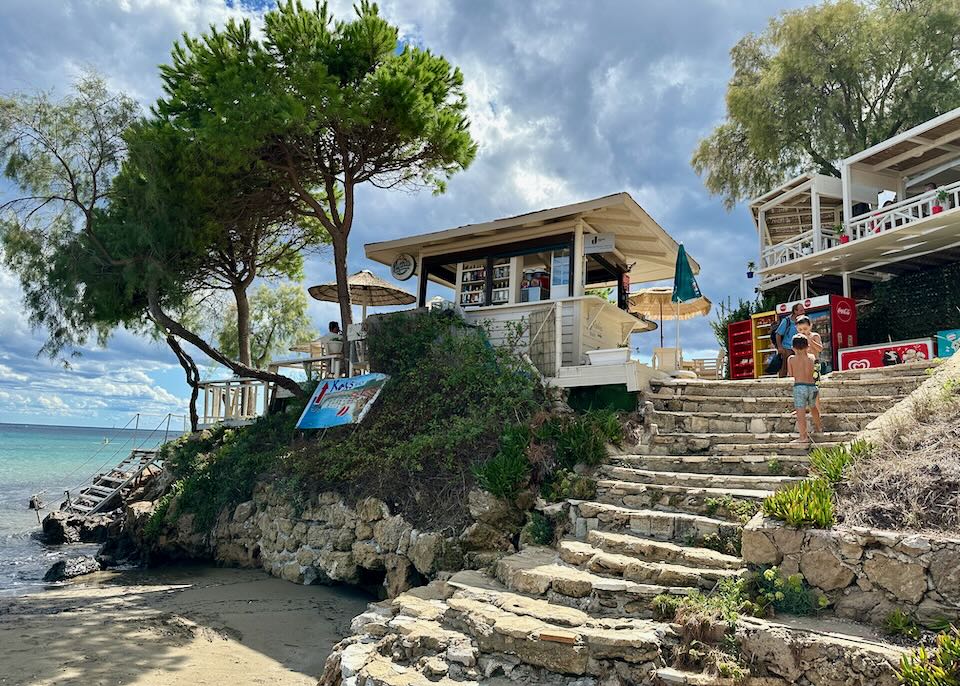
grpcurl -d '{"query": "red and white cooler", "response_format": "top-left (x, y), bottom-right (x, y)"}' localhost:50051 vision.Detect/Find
top-left (838, 338), bottom-right (935, 371)
top-left (775, 295), bottom-right (857, 374)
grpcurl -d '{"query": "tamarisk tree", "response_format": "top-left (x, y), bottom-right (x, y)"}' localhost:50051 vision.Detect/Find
top-left (693, 0), bottom-right (960, 209)
top-left (154, 0), bottom-right (477, 335)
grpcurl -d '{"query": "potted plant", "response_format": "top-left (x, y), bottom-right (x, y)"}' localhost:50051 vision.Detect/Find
top-left (326, 335), bottom-right (343, 354)
top-left (746, 261), bottom-right (756, 279)
top-left (832, 223), bottom-right (850, 244)
top-left (932, 188), bottom-right (948, 214)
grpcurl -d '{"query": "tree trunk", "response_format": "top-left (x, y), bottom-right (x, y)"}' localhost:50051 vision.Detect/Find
top-left (331, 232), bottom-right (353, 364)
top-left (233, 284), bottom-right (253, 368)
top-left (147, 287), bottom-right (307, 398)
top-left (165, 334), bottom-right (200, 432)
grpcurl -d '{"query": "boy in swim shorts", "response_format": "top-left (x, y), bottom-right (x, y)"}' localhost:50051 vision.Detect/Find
top-left (787, 334), bottom-right (822, 445)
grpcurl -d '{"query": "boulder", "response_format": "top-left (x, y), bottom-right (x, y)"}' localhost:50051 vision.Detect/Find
top-left (43, 555), bottom-right (101, 582)
top-left (42, 511), bottom-right (81, 544)
top-left (799, 548), bottom-right (856, 591)
top-left (467, 490), bottom-right (524, 531)
top-left (864, 553), bottom-right (927, 604)
top-left (740, 526), bottom-right (781, 566)
top-left (929, 549), bottom-right (960, 604)
top-left (458, 522), bottom-right (513, 552)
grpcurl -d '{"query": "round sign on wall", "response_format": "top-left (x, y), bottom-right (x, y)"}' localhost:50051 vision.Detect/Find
top-left (391, 253), bottom-right (416, 281)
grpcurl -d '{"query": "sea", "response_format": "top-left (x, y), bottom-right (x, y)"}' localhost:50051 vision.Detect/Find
top-left (0, 422), bottom-right (174, 594)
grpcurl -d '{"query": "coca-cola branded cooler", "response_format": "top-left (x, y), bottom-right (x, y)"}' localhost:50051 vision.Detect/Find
top-left (775, 295), bottom-right (857, 374)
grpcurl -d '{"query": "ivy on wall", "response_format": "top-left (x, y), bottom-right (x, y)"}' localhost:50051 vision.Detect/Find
top-left (858, 263), bottom-right (960, 346)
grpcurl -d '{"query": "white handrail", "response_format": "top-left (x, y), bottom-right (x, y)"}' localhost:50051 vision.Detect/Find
top-left (847, 180), bottom-right (960, 240)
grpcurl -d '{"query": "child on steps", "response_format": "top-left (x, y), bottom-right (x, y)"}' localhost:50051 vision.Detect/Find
top-left (788, 334), bottom-right (822, 445)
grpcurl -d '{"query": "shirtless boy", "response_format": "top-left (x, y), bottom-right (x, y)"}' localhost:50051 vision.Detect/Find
top-left (795, 315), bottom-right (824, 418)
top-left (787, 334), bottom-right (822, 445)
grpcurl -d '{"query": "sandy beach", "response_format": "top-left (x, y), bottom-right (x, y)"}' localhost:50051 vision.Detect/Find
top-left (0, 565), bottom-right (372, 686)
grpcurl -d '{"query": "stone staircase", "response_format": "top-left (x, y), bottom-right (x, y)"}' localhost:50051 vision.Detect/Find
top-left (325, 360), bottom-right (936, 685)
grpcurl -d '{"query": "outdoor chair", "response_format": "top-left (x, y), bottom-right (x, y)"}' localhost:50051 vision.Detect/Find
top-left (652, 347), bottom-right (682, 372)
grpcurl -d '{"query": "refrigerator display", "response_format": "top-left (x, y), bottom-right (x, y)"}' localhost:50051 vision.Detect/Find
top-left (838, 338), bottom-right (934, 371)
top-left (775, 295), bottom-right (857, 374)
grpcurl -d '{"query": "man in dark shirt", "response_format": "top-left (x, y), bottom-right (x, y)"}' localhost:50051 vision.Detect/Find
top-left (774, 303), bottom-right (805, 378)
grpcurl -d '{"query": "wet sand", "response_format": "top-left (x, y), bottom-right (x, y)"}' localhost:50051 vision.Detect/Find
top-left (0, 565), bottom-right (371, 686)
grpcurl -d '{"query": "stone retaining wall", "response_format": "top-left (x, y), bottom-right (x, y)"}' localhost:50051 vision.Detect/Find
top-left (129, 483), bottom-right (526, 598)
top-left (743, 514), bottom-right (960, 627)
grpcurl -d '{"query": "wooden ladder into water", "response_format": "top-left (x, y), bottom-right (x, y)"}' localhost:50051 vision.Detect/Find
top-left (62, 448), bottom-right (162, 516)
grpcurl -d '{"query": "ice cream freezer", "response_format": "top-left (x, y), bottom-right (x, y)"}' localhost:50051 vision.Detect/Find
top-left (837, 338), bottom-right (935, 371)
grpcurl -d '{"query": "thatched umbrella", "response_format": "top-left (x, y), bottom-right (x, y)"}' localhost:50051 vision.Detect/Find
top-left (307, 269), bottom-right (415, 321)
top-left (629, 286), bottom-right (712, 348)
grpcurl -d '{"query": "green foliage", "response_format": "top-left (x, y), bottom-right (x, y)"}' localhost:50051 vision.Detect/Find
top-left (762, 478), bottom-right (835, 528)
top-left (688, 531), bottom-right (743, 557)
top-left (886, 609), bottom-right (922, 640)
top-left (521, 511), bottom-right (556, 546)
top-left (366, 308), bottom-right (469, 376)
top-left (705, 495), bottom-right (760, 523)
top-left (654, 578), bottom-right (762, 624)
top-left (473, 424), bottom-right (532, 499)
top-left (754, 566), bottom-right (826, 616)
top-left (143, 480), bottom-right (184, 541)
top-left (898, 628), bottom-right (960, 685)
top-left (538, 409), bottom-right (623, 470)
top-left (693, 0), bottom-right (960, 209)
top-left (809, 442), bottom-right (864, 485)
top-left (541, 468), bottom-right (597, 502)
top-left (215, 283), bottom-right (317, 368)
top-left (767, 459), bottom-right (783, 475)
top-left (859, 263), bottom-right (960, 347)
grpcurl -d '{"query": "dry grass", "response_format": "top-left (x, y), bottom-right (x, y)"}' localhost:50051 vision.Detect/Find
top-left (837, 386), bottom-right (960, 532)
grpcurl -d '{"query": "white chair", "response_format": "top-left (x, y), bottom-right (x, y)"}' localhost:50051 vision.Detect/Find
top-left (652, 347), bottom-right (682, 372)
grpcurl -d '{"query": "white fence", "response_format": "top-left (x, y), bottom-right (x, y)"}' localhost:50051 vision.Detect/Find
top-left (847, 180), bottom-right (960, 240)
top-left (197, 378), bottom-right (271, 429)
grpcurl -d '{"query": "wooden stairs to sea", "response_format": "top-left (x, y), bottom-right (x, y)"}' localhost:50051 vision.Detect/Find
top-left (62, 448), bottom-right (163, 516)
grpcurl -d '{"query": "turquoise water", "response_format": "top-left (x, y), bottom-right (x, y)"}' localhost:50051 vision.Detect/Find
top-left (0, 422), bottom-right (172, 593)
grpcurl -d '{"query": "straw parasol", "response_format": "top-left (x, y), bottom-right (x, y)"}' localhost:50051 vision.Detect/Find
top-left (307, 269), bottom-right (416, 321)
top-left (629, 287), bottom-right (712, 348)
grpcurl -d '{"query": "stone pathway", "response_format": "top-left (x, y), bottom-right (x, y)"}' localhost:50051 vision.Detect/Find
top-left (323, 361), bottom-right (936, 685)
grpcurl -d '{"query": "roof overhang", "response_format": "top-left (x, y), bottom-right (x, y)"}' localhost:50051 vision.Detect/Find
top-left (364, 192), bottom-right (698, 286)
top-left (748, 174), bottom-right (846, 242)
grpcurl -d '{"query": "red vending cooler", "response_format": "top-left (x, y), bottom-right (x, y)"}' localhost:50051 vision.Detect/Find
top-left (775, 295), bottom-right (857, 374)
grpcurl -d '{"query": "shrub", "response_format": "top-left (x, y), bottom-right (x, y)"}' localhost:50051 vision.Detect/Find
top-left (809, 444), bottom-right (855, 484)
top-left (366, 308), bottom-right (468, 376)
top-left (539, 409), bottom-right (623, 469)
top-left (143, 480), bottom-right (184, 541)
top-left (520, 511), bottom-right (556, 546)
top-left (473, 424), bottom-right (532, 498)
top-left (753, 566), bottom-right (826, 616)
top-left (541, 468), bottom-right (596, 502)
top-left (898, 628), bottom-right (960, 685)
top-left (762, 478), bottom-right (835, 528)
top-left (705, 495), bottom-right (760, 523)
top-left (885, 609), bottom-right (921, 639)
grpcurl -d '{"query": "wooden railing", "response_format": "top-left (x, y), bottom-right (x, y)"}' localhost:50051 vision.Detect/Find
top-left (761, 229), bottom-right (842, 269)
top-left (847, 181), bottom-right (960, 240)
top-left (197, 377), bottom-right (271, 429)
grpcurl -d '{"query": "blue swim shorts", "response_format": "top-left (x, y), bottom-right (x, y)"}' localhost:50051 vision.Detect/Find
top-left (793, 383), bottom-right (819, 409)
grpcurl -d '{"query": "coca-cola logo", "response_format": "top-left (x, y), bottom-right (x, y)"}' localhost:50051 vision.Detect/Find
top-left (836, 303), bottom-right (852, 322)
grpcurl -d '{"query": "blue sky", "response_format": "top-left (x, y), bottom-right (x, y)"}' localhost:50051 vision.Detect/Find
top-left (0, 0), bottom-right (811, 427)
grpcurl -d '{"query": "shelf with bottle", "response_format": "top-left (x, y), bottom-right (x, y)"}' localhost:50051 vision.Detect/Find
top-left (459, 291), bottom-right (486, 306)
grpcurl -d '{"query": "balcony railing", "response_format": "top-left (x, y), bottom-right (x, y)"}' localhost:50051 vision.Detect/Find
top-left (847, 180), bottom-right (960, 240)
top-left (197, 377), bottom-right (271, 429)
top-left (761, 230), bottom-right (841, 269)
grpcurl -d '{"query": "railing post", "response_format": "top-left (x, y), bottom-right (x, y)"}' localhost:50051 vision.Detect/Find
top-left (554, 302), bottom-right (563, 376)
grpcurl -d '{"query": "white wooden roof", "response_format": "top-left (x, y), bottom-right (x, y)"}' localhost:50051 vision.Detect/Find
top-left (843, 106), bottom-right (960, 178)
top-left (364, 192), bottom-right (698, 284)
top-left (748, 173), bottom-right (844, 243)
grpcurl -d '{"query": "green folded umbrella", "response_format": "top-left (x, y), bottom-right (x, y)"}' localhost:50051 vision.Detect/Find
top-left (672, 244), bottom-right (702, 303)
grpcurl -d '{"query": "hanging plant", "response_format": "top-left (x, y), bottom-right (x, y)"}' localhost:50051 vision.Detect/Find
top-left (746, 261), bottom-right (756, 279)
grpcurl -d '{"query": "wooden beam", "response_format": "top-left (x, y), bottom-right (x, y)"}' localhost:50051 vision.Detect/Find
top-left (873, 130), bottom-right (960, 170)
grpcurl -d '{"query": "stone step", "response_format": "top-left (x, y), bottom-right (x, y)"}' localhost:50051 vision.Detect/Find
top-left (654, 667), bottom-right (789, 685)
top-left (494, 546), bottom-right (694, 618)
top-left (608, 454), bottom-right (810, 478)
top-left (600, 465), bottom-right (803, 492)
top-left (652, 394), bottom-right (898, 415)
top-left (648, 410), bottom-right (876, 434)
top-left (638, 432), bottom-right (853, 455)
top-left (571, 500), bottom-right (741, 549)
top-left (341, 570), bottom-right (672, 683)
top-left (651, 378), bottom-right (921, 399)
top-left (584, 529), bottom-right (743, 571)
top-left (557, 539), bottom-right (745, 591)
top-left (595, 479), bottom-right (767, 521)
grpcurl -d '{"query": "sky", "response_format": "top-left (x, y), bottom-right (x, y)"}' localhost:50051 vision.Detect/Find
top-left (0, 0), bottom-right (812, 427)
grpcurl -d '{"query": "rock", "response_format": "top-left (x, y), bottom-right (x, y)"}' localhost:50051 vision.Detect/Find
top-left (42, 511), bottom-right (81, 544)
top-left (373, 516), bottom-right (411, 555)
top-left (799, 548), bottom-right (856, 591)
top-left (741, 527), bottom-right (781, 566)
top-left (458, 522), bottom-right (513, 552)
top-left (357, 497), bottom-right (390, 523)
top-left (43, 555), bottom-right (101, 582)
top-left (864, 553), bottom-right (927, 604)
top-left (352, 541), bottom-right (385, 570)
top-left (467, 490), bottom-right (523, 531)
top-left (929, 549), bottom-right (960, 604)
top-left (409, 532), bottom-right (443, 576)
top-left (233, 500), bottom-right (255, 523)
top-left (385, 554), bottom-right (417, 597)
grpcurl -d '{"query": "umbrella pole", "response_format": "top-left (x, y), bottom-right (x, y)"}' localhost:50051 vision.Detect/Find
top-left (659, 301), bottom-right (664, 348)
top-left (675, 300), bottom-right (680, 360)
top-left (362, 303), bottom-right (367, 321)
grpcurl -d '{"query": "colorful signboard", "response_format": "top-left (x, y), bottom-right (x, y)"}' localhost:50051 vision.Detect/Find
top-left (838, 338), bottom-right (934, 371)
top-left (296, 373), bottom-right (389, 430)
top-left (936, 330), bottom-right (960, 358)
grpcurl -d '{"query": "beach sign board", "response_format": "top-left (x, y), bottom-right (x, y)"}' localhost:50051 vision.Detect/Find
top-left (296, 373), bottom-right (389, 430)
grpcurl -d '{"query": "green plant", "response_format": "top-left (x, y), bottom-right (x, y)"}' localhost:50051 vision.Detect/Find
top-left (654, 578), bottom-right (762, 625)
top-left (143, 480), bottom-right (185, 541)
top-left (767, 459), bottom-right (783, 475)
top-left (809, 443), bottom-right (860, 484)
top-left (705, 495), bottom-right (760, 523)
top-left (762, 478), bottom-right (835, 528)
top-left (885, 609), bottom-right (921, 639)
top-left (541, 468), bottom-right (597, 502)
top-left (697, 531), bottom-right (742, 557)
top-left (937, 188), bottom-right (949, 204)
top-left (754, 566), bottom-right (826, 616)
top-left (898, 628), bottom-right (960, 685)
top-left (538, 409), bottom-right (623, 470)
top-left (473, 424), bottom-right (532, 498)
top-left (521, 511), bottom-right (556, 546)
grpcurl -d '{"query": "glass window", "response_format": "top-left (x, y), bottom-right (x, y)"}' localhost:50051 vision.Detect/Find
top-left (551, 249), bottom-right (570, 295)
